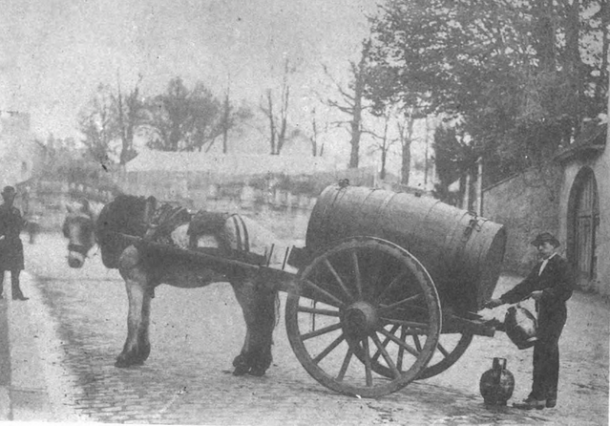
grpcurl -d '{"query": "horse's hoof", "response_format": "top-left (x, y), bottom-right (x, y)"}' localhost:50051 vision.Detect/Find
top-left (248, 366), bottom-right (267, 377)
top-left (115, 358), bottom-right (130, 368)
top-left (232, 354), bottom-right (246, 367)
top-left (115, 356), bottom-right (144, 368)
top-left (232, 365), bottom-right (250, 376)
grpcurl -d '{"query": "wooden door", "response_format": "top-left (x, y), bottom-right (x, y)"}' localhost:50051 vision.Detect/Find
top-left (573, 173), bottom-right (599, 284)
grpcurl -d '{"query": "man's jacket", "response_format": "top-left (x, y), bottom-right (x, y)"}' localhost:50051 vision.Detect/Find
top-left (500, 254), bottom-right (575, 311)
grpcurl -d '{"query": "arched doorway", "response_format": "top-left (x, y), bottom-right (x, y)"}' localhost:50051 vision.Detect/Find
top-left (567, 167), bottom-right (599, 288)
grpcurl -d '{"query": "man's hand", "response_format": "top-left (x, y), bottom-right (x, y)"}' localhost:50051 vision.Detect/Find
top-left (484, 298), bottom-right (504, 309)
top-left (530, 290), bottom-right (544, 301)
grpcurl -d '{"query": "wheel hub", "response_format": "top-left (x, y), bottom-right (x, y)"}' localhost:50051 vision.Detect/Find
top-left (342, 301), bottom-right (378, 340)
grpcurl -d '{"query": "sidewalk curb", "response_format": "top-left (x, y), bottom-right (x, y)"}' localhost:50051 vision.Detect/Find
top-left (0, 302), bottom-right (11, 420)
top-left (1, 271), bottom-right (85, 422)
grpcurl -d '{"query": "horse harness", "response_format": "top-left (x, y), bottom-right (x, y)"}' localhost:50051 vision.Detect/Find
top-left (142, 200), bottom-right (250, 255)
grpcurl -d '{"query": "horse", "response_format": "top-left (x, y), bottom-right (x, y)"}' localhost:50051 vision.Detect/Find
top-left (62, 194), bottom-right (282, 377)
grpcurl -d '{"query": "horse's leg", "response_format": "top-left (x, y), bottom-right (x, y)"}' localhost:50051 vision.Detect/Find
top-left (248, 281), bottom-right (277, 376)
top-left (116, 246), bottom-right (152, 367)
top-left (231, 278), bottom-right (277, 376)
top-left (231, 279), bottom-right (254, 376)
top-left (135, 284), bottom-right (152, 363)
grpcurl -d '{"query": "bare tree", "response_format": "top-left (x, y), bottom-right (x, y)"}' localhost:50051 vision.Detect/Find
top-left (203, 77), bottom-right (253, 154)
top-left (323, 39), bottom-right (372, 168)
top-left (395, 107), bottom-right (424, 186)
top-left (367, 111), bottom-right (398, 180)
top-left (309, 107), bottom-right (327, 157)
top-left (260, 59), bottom-right (296, 155)
top-left (220, 85), bottom-right (231, 154)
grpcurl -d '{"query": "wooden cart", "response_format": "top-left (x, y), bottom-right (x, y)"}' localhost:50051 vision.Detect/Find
top-left (124, 183), bottom-right (507, 398)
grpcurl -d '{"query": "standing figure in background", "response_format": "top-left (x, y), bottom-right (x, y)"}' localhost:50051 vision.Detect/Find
top-left (0, 186), bottom-right (28, 300)
top-left (25, 213), bottom-right (41, 244)
top-left (486, 232), bottom-right (574, 410)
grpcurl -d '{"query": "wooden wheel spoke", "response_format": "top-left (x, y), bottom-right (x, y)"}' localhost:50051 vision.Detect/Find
top-left (301, 322), bottom-right (343, 341)
top-left (375, 271), bottom-right (408, 302)
top-left (367, 259), bottom-right (384, 298)
top-left (380, 318), bottom-right (429, 332)
top-left (412, 334), bottom-right (423, 352)
top-left (337, 347), bottom-right (354, 382)
top-left (362, 337), bottom-right (373, 387)
top-left (302, 279), bottom-right (345, 307)
top-left (351, 250), bottom-right (363, 299)
top-left (417, 333), bottom-right (473, 380)
top-left (371, 333), bottom-right (401, 379)
top-left (437, 342), bottom-right (449, 357)
top-left (378, 327), bottom-right (421, 358)
top-left (371, 324), bottom-right (400, 362)
top-left (313, 334), bottom-right (346, 364)
top-left (297, 305), bottom-right (340, 317)
top-left (397, 327), bottom-right (407, 371)
top-left (379, 294), bottom-right (423, 315)
top-left (323, 259), bottom-right (354, 302)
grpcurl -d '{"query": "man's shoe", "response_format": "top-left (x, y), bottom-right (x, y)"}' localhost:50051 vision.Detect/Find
top-left (546, 399), bottom-right (557, 408)
top-left (513, 398), bottom-right (546, 410)
top-left (12, 295), bottom-right (28, 301)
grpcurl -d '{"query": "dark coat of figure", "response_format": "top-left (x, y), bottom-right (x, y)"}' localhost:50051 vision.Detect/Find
top-left (487, 232), bottom-right (574, 410)
top-left (0, 186), bottom-right (28, 300)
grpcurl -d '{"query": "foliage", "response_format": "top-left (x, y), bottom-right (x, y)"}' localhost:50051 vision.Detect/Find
top-left (116, 74), bottom-right (145, 164)
top-left (78, 84), bottom-right (118, 166)
top-left (432, 125), bottom-right (477, 203)
top-left (144, 77), bottom-right (224, 152)
top-left (35, 134), bottom-right (118, 190)
top-left (369, 0), bottom-right (609, 186)
top-left (78, 76), bottom-right (255, 159)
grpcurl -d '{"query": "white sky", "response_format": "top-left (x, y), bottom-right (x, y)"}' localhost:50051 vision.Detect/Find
top-left (0, 0), bottom-right (439, 185)
top-left (0, 0), bottom-right (377, 138)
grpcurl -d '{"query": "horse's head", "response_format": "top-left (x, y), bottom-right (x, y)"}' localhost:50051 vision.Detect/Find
top-left (63, 199), bottom-right (96, 268)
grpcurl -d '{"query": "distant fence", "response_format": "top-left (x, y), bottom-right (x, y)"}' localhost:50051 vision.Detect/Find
top-left (16, 178), bottom-right (120, 232)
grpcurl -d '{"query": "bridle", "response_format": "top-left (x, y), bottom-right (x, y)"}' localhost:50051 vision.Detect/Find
top-left (64, 212), bottom-right (96, 256)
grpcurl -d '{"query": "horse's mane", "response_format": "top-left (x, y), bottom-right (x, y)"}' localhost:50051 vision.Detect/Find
top-left (96, 194), bottom-right (147, 269)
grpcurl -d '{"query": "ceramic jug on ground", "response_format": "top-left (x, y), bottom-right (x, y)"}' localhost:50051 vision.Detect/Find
top-left (479, 357), bottom-right (515, 406)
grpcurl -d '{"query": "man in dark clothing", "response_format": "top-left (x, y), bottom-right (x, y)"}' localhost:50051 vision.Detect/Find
top-left (0, 186), bottom-right (28, 301)
top-left (486, 232), bottom-right (574, 410)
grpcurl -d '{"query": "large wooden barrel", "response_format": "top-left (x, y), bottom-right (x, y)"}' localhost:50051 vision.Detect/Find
top-left (305, 184), bottom-right (507, 312)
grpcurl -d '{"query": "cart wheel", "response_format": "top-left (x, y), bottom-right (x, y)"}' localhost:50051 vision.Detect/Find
top-left (417, 332), bottom-right (473, 379)
top-left (362, 328), bottom-right (474, 380)
top-left (285, 236), bottom-right (441, 398)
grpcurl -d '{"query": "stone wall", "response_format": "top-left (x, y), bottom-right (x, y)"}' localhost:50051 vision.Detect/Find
top-left (483, 167), bottom-right (561, 275)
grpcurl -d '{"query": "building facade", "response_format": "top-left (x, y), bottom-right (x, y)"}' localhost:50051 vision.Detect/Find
top-left (556, 125), bottom-right (608, 294)
top-left (0, 111), bottom-right (42, 188)
top-left (483, 122), bottom-right (609, 296)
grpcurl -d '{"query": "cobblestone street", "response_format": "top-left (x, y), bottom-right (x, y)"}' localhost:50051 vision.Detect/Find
top-left (11, 230), bottom-right (609, 425)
